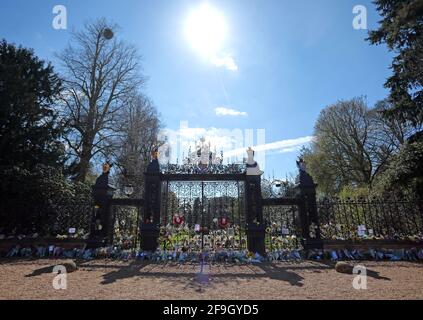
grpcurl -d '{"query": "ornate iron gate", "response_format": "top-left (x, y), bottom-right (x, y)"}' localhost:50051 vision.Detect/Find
top-left (159, 179), bottom-right (247, 251)
top-left (91, 153), bottom-right (324, 254)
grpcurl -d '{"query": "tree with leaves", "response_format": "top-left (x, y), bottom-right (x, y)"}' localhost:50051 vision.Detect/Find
top-left (302, 97), bottom-right (413, 195)
top-left (368, 0), bottom-right (423, 196)
top-left (0, 39), bottom-right (65, 170)
top-left (59, 18), bottom-right (144, 182)
top-left (376, 134), bottom-right (423, 196)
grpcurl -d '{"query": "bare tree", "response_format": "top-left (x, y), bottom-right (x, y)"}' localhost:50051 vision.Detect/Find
top-left (314, 98), bottom-right (373, 187)
top-left (370, 100), bottom-right (420, 149)
top-left (306, 97), bottom-right (414, 194)
top-left (115, 93), bottom-right (162, 197)
top-left (58, 18), bottom-right (144, 181)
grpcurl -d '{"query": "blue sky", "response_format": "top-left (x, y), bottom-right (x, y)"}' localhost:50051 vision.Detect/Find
top-left (0, 0), bottom-right (393, 178)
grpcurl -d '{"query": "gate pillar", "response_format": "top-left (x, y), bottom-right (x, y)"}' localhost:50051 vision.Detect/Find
top-left (140, 150), bottom-right (161, 252)
top-left (296, 160), bottom-right (323, 251)
top-left (245, 148), bottom-right (266, 255)
top-left (90, 163), bottom-right (116, 247)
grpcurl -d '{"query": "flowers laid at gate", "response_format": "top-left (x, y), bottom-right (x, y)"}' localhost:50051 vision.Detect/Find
top-left (309, 223), bottom-right (318, 239)
top-left (173, 214), bottom-right (184, 226)
top-left (4, 244), bottom-right (423, 263)
top-left (218, 217), bottom-right (230, 229)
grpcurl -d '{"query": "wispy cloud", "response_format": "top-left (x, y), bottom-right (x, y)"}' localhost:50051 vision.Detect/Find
top-left (211, 54), bottom-right (238, 71)
top-left (224, 136), bottom-right (314, 158)
top-left (215, 107), bottom-right (248, 117)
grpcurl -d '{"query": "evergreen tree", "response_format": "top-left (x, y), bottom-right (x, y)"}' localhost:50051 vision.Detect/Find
top-left (368, 0), bottom-right (423, 127)
top-left (0, 39), bottom-right (64, 169)
top-left (368, 1), bottom-right (423, 195)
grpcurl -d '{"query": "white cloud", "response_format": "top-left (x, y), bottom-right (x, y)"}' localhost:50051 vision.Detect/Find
top-left (275, 146), bottom-right (302, 154)
top-left (224, 136), bottom-right (314, 158)
top-left (211, 54), bottom-right (238, 71)
top-left (215, 107), bottom-right (248, 117)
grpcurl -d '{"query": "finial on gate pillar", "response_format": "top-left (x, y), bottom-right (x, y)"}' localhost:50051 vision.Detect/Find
top-left (296, 158), bottom-right (315, 187)
top-left (94, 161), bottom-right (113, 189)
top-left (147, 147), bottom-right (160, 173)
top-left (151, 147), bottom-right (159, 160)
top-left (102, 162), bottom-right (110, 174)
top-left (296, 158), bottom-right (307, 173)
top-left (246, 147), bottom-right (264, 176)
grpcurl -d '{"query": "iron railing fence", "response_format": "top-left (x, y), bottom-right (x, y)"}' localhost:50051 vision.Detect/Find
top-left (317, 197), bottom-right (423, 240)
top-left (2, 193), bottom-right (422, 248)
top-left (0, 199), bottom-right (93, 238)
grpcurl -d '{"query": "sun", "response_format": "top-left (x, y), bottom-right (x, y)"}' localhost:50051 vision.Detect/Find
top-left (184, 3), bottom-right (227, 58)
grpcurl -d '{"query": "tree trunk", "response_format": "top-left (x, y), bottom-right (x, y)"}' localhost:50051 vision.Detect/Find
top-left (77, 155), bottom-right (90, 182)
top-left (77, 142), bottom-right (92, 182)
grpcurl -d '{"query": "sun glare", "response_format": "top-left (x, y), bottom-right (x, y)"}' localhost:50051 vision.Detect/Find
top-left (184, 3), bottom-right (228, 58)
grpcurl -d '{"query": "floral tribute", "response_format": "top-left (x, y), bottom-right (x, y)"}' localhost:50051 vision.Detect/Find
top-left (3, 244), bottom-right (423, 263)
top-left (172, 214), bottom-right (185, 226)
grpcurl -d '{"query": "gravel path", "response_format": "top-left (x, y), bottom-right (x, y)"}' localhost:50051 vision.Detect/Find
top-left (0, 259), bottom-right (422, 300)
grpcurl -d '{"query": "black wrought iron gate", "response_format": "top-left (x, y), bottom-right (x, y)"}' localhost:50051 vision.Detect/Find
top-left (159, 179), bottom-right (246, 251)
top-left (92, 157), bottom-right (324, 254)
